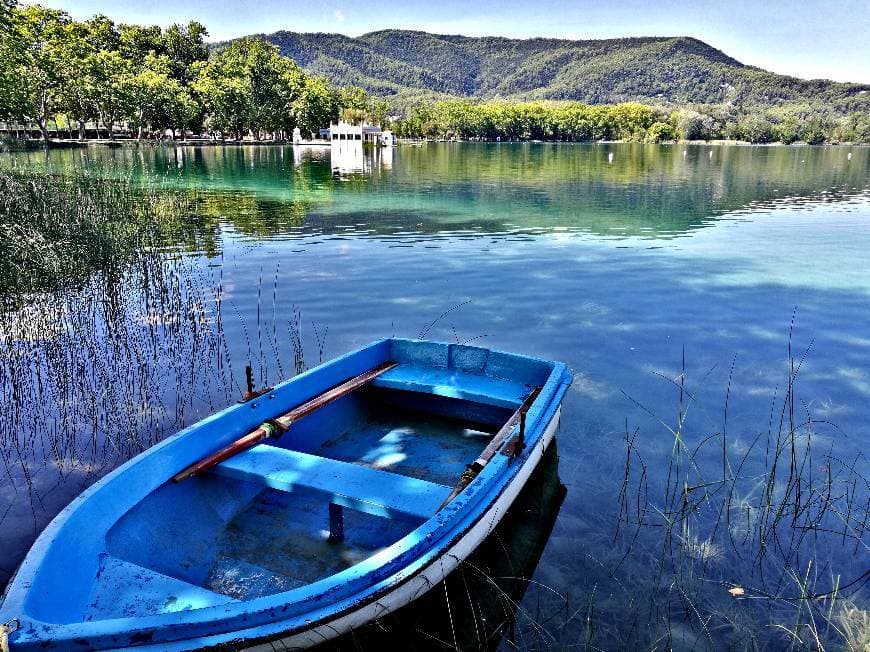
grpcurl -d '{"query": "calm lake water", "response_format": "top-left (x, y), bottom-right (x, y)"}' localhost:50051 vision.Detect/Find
top-left (1, 142), bottom-right (868, 649)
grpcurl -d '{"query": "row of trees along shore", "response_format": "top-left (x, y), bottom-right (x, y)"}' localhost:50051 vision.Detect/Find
top-left (0, 2), bottom-right (387, 143)
top-left (1, 2), bottom-right (868, 146)
top-left (393, 100), bottom-right (870, 144)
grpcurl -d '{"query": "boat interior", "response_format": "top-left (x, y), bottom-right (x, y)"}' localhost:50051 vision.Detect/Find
top-left (85, 385), bottom-right (519, 621)
top-left (14, 340), bottom-right (565, 637)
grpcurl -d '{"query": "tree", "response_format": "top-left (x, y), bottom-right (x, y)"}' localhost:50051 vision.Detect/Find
top-left (736, 113), bottom-right (775, 143)
top-left (774, 117), bottom-right (800, 144)
top-left (193, 38), bottom-right (312, 140)
top-left (337, 86), bottom-right (369, 112)
top-left (801, 116), bottom-right (833, 145)
top-left (91, 50), bottom-right (128, 138)
top-left (367, 97), bottom-right (392, 126)
top-left (244, 38), bottom-right (302, 137)
top-left (13, 4), bottom-right (70, 143)
top-left (192, 62), bottom-right (250, 140)
top-left (0, 0), bottom-right (13, 28)
top-left (162, 21), bottom-right (208, 83)
top-left (834, 112), bottom-right (870, 144)
top-left (118, 23), bottom-right (164, 60)
top-left (608, 102), bottom-right (657, 140)
top-left (0, 1), bottom-right (27, 123)
top-left (53, 21), bottom-right (99, 139)
top-left (122, 53), bottom-right (176, 139)
top-left (674, 109), bottom-right (715, 141)
top-left (166, 87), bottom-right (200, 139)
top-left (292, 76), bottom-right (334, 138)
top-left (83, 14), bottom-right (119, 52)
top-left (646, 121), bottom-right (677, 143)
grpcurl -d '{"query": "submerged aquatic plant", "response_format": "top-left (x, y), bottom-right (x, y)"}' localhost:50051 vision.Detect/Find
top-left (609, 322), bottom-right (869, 650)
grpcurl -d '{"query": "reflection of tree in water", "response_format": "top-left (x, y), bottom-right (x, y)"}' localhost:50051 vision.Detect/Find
top-left (0, 170), bottom-right (316, 298)
top-left (175, 190), bottom-right (311, 250)
top-left (15, 142), bottom-right (866, 241)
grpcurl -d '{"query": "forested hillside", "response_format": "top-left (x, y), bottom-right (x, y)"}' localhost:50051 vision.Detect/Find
top-left (247, 30), bottom-right (869, 112)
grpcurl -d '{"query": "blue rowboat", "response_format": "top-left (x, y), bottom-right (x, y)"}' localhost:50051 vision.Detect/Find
top-left (0, 338), bottom-right (571, 650)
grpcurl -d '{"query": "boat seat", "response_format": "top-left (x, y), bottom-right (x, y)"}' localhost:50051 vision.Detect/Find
top-left (85, 555), bottom-right (237, 620)
top-left (210, 445), bottom-right (451, 520)
top-left (371, 364), bottom-right (529, 409)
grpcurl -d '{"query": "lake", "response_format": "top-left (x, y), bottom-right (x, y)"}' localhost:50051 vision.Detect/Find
top-left (1, 142), bottom-right (868, 649)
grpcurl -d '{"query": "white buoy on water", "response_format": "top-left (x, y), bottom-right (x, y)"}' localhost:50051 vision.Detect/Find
top-left (709, 150), bottom-right (713, 159)
top-left (847, 152), bottom-right (852, 160)
top-left (608, 152), bottom-right (614, 164)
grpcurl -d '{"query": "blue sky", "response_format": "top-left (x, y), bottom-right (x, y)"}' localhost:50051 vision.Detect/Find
top-left (22, 0), bottom-right (870, 83)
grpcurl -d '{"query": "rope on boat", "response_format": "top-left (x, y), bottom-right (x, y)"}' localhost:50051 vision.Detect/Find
top-left (259, 421), bottom-right (279, 439)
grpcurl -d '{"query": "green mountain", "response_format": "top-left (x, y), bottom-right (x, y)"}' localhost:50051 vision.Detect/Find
top-left (236, 30), bottom-right (868, 112)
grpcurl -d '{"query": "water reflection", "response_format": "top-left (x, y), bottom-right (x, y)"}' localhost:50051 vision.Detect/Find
top-left (4, 143), bottom-right (868, 243)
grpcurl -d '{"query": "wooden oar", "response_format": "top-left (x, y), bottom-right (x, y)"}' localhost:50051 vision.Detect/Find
top-left (437, 386), bottom-right (541, 510)
top-left (172, 361), bottom-right (397, 482)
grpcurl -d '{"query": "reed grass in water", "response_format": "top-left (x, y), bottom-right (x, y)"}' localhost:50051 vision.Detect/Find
top-left (0, 168), bottom-right (191, 296)
top-left (600, 321), bottom-right (870, 650)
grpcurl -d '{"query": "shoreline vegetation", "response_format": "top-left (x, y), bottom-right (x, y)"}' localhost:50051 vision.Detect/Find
top-left (3, 137), bottom-right (868, 153)
top-left (1, 170), bottom-right (867, 646)
top-left (2, 3), bottom-right (869, 153)
top-left (0, 2), bottom-right (389, 148)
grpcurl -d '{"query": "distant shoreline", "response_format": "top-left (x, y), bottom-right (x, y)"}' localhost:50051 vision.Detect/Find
top-left (2, 137), bottom-right (867, 153)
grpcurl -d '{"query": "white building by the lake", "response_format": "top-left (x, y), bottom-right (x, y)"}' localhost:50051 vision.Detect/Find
top-left (321, 121), bottom-right (396, 146)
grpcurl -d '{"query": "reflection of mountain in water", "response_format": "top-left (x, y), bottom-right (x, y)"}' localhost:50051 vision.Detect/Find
top-left (3, 143), bottom-right (868, 258)
top-left (317, 442), bottom-right (566, 651)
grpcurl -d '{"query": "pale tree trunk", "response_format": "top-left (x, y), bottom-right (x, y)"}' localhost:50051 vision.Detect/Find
top-left (36, 117), bottom-right (50, 145)
top-left (37, 91), bottom-right (50, 145)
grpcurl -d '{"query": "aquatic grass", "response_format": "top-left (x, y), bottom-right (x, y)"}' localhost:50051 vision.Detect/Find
top-left (0, 180), bottom-right (341, 588)
top-left (607, 320), bottom-right (869, 650)
top-left (0, 169), bottom-right (324, 589)
top-left (0, 167), bottom-right (194, 297)
top-left (837, 601), bottom-right (870, 652)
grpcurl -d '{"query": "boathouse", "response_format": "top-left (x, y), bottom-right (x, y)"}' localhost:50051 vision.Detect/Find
top-left (323, 121), bottom-right (395, 146)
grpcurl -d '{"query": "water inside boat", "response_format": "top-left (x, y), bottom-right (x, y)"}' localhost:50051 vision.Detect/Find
top-left (90, 387), bottom-right (514, 621)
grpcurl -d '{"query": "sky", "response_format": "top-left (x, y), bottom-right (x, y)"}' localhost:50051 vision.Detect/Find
top-left (21, 0), bottom-right (870, 84)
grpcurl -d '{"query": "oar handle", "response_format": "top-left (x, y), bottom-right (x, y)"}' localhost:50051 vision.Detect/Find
top-left (172, 427), bottom-right (271, 482)
top-left (437, 386), bottom-right (541, 511)
top-left (172, 361), bottom-right (397, 483)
